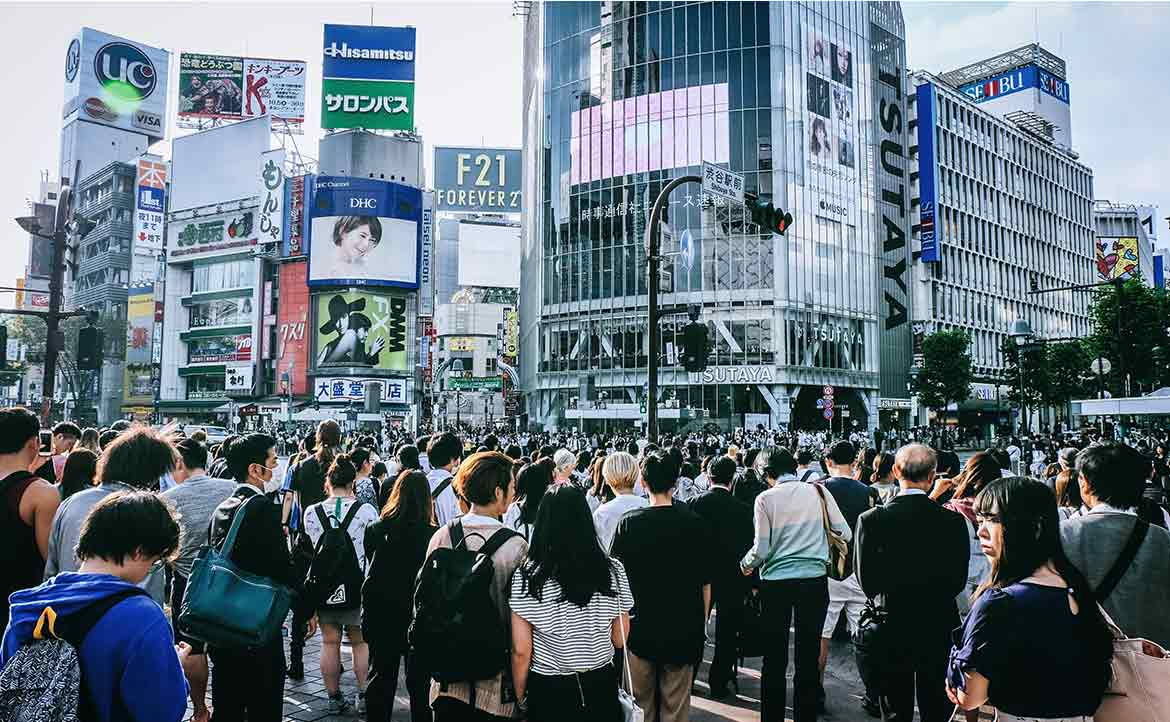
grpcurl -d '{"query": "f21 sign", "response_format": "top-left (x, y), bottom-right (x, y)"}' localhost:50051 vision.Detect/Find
top-left (433, 147), bottom-right (521, 214)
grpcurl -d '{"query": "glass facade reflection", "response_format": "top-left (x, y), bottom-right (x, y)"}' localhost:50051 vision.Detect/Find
top-left (520, 2), bottom-right (909, 432)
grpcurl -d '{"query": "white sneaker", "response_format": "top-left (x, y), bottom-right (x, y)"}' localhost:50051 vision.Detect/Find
top-left (328, 692), bottom-right (353, 715)
top-left (355, 691), bottom-right (366, 715)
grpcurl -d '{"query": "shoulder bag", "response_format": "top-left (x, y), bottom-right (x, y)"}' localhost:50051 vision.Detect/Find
top-left (617, 613), bottom-right (645, 722)
top-left (1094, 603), bottom-right (1170, 722)
top-left (813, 483), bottom-right (851, 581)
top-left (853, 505), bottom-right (894, 709)
top-left (179, 496), bottom-right (294, 649)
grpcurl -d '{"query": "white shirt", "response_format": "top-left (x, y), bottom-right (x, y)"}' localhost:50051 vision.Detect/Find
top-left (592, 493), bottom-right (649, 552)
top-left (303, 496), bottom-right (380, 575)
top-left (428, 468), bottom-right (461, 526)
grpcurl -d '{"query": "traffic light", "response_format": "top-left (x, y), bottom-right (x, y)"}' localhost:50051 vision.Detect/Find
top-left (747, 196), bottom-right (794, 238)
top-left (76, 325), bottom-right (104, 370)
top-left (681, 321), bottom-right (710, 373)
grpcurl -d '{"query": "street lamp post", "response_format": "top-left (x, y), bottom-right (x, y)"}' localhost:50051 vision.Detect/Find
top-left (1009, 318), bottom-right (1034, 436)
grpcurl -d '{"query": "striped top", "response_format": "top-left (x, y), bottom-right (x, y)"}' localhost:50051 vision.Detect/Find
top-left (740, 478), bottom-right (851, 581)
top-left (509, 559), bottom-right (633, 675)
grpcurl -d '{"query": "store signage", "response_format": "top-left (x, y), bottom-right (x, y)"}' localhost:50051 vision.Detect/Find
top-left (688, 366), bottom-right (776, 385)
top-left (419, 193), bottom-right (434, 315)
top-left (168, 210), bottom-right (256, 259)
top-left (131, 156), bottom-right (167, 283)
top-left (321, 77), bottom-right (414, 131)
top-left (434, 147), bottom-right (522, 213)
top-left (314, 376), bottom-right (407, 404)
top-left (878, 398), bottom-right (912, 409)
top-left (447, 337), bottom-right (475, 352)
top-left (257, 149), bottom-right (285, 248)
top-left (64, 28), bottom-right (170, 140)
top-left (958, 65), bottom-right (1070, 106)
top-left (449, 376), bottom-right (502, 391)
top-left (917, 83), bottom-right (940, 263)
top-left (284, 174), bottom-right (308, 257)
top-left (321, 24), bottom-right (416, 132)
top-left (225, 364), bottom-right (253, 393)
top-left (794, 322), bottom-right (862, 345)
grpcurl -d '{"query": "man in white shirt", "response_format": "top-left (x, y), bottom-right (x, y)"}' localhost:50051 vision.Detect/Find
top-left (795, 448), bottom-right (823, 483)
top-left (426, 432), bottom-right (464, 525)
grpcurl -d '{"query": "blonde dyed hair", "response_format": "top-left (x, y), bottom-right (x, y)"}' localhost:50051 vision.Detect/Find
top-left (602, 451), bottom-right (638, 491)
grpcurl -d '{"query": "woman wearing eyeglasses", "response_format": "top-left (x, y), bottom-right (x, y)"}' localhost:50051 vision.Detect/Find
top-left (946, 477), bottom-right (1113, 721)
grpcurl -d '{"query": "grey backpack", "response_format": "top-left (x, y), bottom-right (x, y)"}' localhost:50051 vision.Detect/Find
top-left (0, 588), bottom-right (146, 722)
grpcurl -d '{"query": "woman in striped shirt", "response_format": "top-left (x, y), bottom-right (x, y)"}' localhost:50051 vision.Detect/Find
top-left (510, 484), bottom-right (633, 722)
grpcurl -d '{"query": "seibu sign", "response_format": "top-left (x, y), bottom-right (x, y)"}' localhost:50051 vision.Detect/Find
top-left (688, 366), bottom-right (776, 385)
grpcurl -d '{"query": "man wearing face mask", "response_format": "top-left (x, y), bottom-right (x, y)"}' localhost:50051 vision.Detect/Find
top-left (206, 433), bottom-right (316, 722)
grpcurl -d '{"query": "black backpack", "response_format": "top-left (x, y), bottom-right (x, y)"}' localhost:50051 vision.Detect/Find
top-left (303, 503), bottom-right (364, 610)
top-left (409, 521), bottom-right (520, 684)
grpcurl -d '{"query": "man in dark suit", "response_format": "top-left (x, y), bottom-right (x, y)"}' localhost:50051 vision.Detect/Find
top-left (688, 456), bottom-right (754, 698)
top-left (208, 434), bottom-right (314, 722)
top-left (855, 444), bottom-right (969, 722)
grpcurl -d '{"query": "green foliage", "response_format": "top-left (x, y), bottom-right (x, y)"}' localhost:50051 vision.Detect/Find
top-left (914, 330), bottom-right (974, 411)
top-left (1043, 341), bottom-right (1091, 408)
top-left (1086, 279), bottom-right (1170, 395)
top-left (1000, 337), bottom-right (1048, 408)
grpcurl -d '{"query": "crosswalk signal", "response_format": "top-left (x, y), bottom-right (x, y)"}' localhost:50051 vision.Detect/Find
top-left (747, 196), bottom-right (794, 239)
top-left (682, 321), bottom-right (709, 373)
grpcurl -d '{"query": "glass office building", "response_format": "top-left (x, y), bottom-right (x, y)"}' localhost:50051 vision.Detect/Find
top-left (519, 1), bottom-right (911, 432)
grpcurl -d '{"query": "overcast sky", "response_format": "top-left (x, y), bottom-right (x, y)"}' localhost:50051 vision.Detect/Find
top-left (1, 1), bottom-right (1165, 299)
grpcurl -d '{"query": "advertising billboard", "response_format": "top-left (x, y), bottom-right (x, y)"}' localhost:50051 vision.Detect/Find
top-left (169, 114), bottom-right (271, 212)
top-left (916, 83), bottom-right (940, 263)
top-left (958, 64), bottom-right (1070, 105)
top-left (125, 285), bottom-right (154, 367)
top-left (63, 28), bottom-right (170, 140)
top-left (803, 26), bottom-right (858, 200)
top-left (177, 53), bottom-right (307, 132)
top-left (419, 192), bottom-right (434, 315)
top-left (277, 262), bottom-right (311, 396)
top-left (314, 290), bottom-right (411, 372)
top-left (314, 377), bottom-right (408, 405)
top-left (1095, 237), bottom-right (1140, 281)
top-left (434, 147), bottom-right (521, 213)
top-left (457, 222), bottom-right (521, 288)
top-left (307, 176), bottom-right (420, 288)
top-left (321, 24), bottom-right (416, 131)
top-left (167, 209), bottom-right (256, 261)
top-left (189, 333), bottom-right (252, 364)
top-left (284, 174), bottom-right (310, 257)
top-left (570, 83), bottom-right (729, 185)
top-left (131, 156), bottom-right (166, 283)
top-left (257, 149), bottom-right (285, 249)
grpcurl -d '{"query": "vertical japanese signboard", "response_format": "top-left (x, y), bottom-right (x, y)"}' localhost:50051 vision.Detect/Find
top-left (131, 156), bottom-right (166, 284)
top-left (277, 262), bottom-right (311, 396)
top-left (321, 24), bottom-right (416, 131)
top-left (283, 174), bottom-right (308, 257)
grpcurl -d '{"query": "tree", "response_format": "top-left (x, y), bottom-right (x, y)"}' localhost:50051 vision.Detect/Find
top-left (1086, 278), bottom-right (1170, 396)
top-left (1043, 340), bottom-right (1090, 422)
top-left (913, 329), bottom-right (974, 413)
top-left (1000, 337), bottom-right (1049, 411)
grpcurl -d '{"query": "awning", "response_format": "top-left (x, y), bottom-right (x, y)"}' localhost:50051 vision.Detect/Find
top-left (1072, 393), bottom-right (1170, 417)
top-left (178, 365), bottom-right (226, 377)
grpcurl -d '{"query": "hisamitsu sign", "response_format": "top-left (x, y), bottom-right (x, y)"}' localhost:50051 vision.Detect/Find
top-left (434, 147), bottom-right (522, 213)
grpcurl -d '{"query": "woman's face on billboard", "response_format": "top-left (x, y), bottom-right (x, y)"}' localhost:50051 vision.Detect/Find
top-left (337, 223), bottom-right (376, 261)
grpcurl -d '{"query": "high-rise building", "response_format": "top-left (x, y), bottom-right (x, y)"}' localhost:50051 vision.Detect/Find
top-left (1092, 201), bottom-right (1159, 286)
top-left (519, 1), bottom-right (912, 432)
top-left (910, 57), bottom-right (1095, 433)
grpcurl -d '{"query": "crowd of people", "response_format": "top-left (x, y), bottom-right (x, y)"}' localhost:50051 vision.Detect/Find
top-left (1, 406), bottom-right (1168, 722)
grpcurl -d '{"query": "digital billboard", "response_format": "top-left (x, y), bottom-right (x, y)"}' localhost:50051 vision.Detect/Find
top-left (314, 290), bottom-right (411, 372)
top-left (178, 53), bottom-right (307, 132)
top-left (1095, 237), bottom-right (1140, 281)
top-left (307, 176), bottom-right (420, 288)
top-left (457, 223), bottom-right (521, 289)
top-left (63, 28), bottom-right (170, 140)
top-left (916, 83), bottom-right (940, 263)
top-left (434, 147), bottom-right (521, 213)
top-left (321, 24), bottom-right (416, 131)
top-left (570, 83), bottom-right (729, 185)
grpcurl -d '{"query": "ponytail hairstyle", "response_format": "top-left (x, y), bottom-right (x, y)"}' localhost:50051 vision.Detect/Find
top-left (326, 452), bottom-right (358, 491)
top-left (314, 419), bottom-right (342, 470)
top-left (871, 451), bottom-right (895, 485)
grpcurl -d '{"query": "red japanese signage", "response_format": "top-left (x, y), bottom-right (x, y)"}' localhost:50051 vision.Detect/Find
top-left (276, 261), bottom-right (310, 395)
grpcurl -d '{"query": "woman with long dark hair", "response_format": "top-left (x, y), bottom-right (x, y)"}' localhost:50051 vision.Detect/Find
top-left (57, 448), bottom-right (98, 499)
top-left (504, 462), bottom-right (554, 540)
top-left (943, 452), bottom-right (1002, 614)
top-left (510, 485), bottom-right (632, 722)
top-left (870, 452), bottom-right (898, 504)
top-left (947, 477), bottom-right (1113, 720)
top-left (362, 470), bottom-right (438, 722)
top-left (586, 453), bottom-right (614, 511)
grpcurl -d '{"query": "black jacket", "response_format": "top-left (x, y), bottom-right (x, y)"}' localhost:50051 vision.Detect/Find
top-left (209, 485), bottom-right (301, 593)
top-left (361, 518), bottom-right (437, 648)
top-left (855, 491), bottom-right (969, 630)
top-left (688, 487), bottom-right (753, 592)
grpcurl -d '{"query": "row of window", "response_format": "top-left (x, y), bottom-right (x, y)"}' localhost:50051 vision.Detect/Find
top-left (191, 259), bottom-right (253, 295)
top-left (930, 282), bottom-right (1087, 362)
top-left (932, 242), bottom-right (1090, 319)
top-left (81, 175), bottom-right (134, 209)
top-left (76, 267), bottom-right (128, 291)
top-left (82, 236), bottom-right (130, 260)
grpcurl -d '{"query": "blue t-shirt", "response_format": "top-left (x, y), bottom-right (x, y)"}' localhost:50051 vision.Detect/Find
top-left (948, 582), bottom-right (1111, 718)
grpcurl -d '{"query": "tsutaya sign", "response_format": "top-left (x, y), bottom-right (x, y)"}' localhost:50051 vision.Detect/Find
top-left (794, 321), bottom-right (862, 345)
top-left (689, 366), bottom-right (776, 385)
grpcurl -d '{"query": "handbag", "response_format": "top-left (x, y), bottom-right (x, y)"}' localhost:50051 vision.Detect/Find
top-left (617, 615), bottom-right (645, 722)
top-left (738, 589), bottom-right (766, 658)
top-left (813, 484), bottom-right (851, 581)
top-left (178, 496), bottom-right (294, 649)
top-left (1094, 604), bottom-right (1170, 722)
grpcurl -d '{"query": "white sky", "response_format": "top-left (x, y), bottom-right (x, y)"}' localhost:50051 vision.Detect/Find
top-left (1, 1), bottom-right (1166, 301)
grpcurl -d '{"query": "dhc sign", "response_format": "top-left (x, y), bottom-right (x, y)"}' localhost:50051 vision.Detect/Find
top-left (959, 64), bottom-right (1070, 105)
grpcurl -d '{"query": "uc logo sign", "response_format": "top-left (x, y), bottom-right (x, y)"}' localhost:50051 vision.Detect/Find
top-left (94, 42), bottom-right (157, 100)
top-left (65, 39), bottom-right (80, 82)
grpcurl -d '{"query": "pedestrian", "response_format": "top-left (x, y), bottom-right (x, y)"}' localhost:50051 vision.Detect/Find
top-left (586, 452), bottom-right (613, 511)
top-left (610, 451), bottom-right (713, 722)
top-left (740, 447), bottom-right (849, 722)
top-left (504, 461), bottom-right (553, 540)
top-left (591, 452), bottom-right (647, 552)
top-left (942, 452), bottom-right (1001, 615)
top-left (77, 427), bottom-right (101, 454)
top-left (0, 408), bottom-right (62, 630)
top-left (57, 447), bottom-right (98, 500)
top-left (303, 453), bottom-right (379, 714)
top-left (687, 456), bottom-right (753, 699)
top-left (854, 444), bottom-right (969, 722)
top-left (552, 448), bottom-right (577, 486)
top-left (947, 477), bottom-right (1113, 721)
top-left (427, 432), bottom-right (464, 525)
top-left (34, 421), bottom-right (81, 483)
top-left (208, 433), bottom-right (314, 722)
top-left (796, 448), bottom-right (822, 483)
top-left (44, 427), bottom-right (175, 604)
top-left (869, 452), bottom-right (899, 504)
top-left (1060, 443), bottom-right (1170, 647)
top-left (351, 447), bottom-right (379, 509)
top-left (0, 490), bottom-right (188, 722)
top-left (161, 438), bottom-right (236, 722)
top-left (380, 444), bottom-right (420, 509)
top-left (731, 448), bottom-right (768, 504)
top-left (363, 470), bottom-right (437, 722)
top-left (424, 451), bottom-right (529, 721)
top-left (510, 484), bottom-right (632, 722)
top-left (280, 431), bottom-right (317, 679)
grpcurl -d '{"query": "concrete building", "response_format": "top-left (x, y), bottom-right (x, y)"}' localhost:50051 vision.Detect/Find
top-left (910, 59), bottom-right (1095, 434)
top-left (1092, 201), bottom-right (1158, 286)
top-left (519, 1), bottom-right (912, 432)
